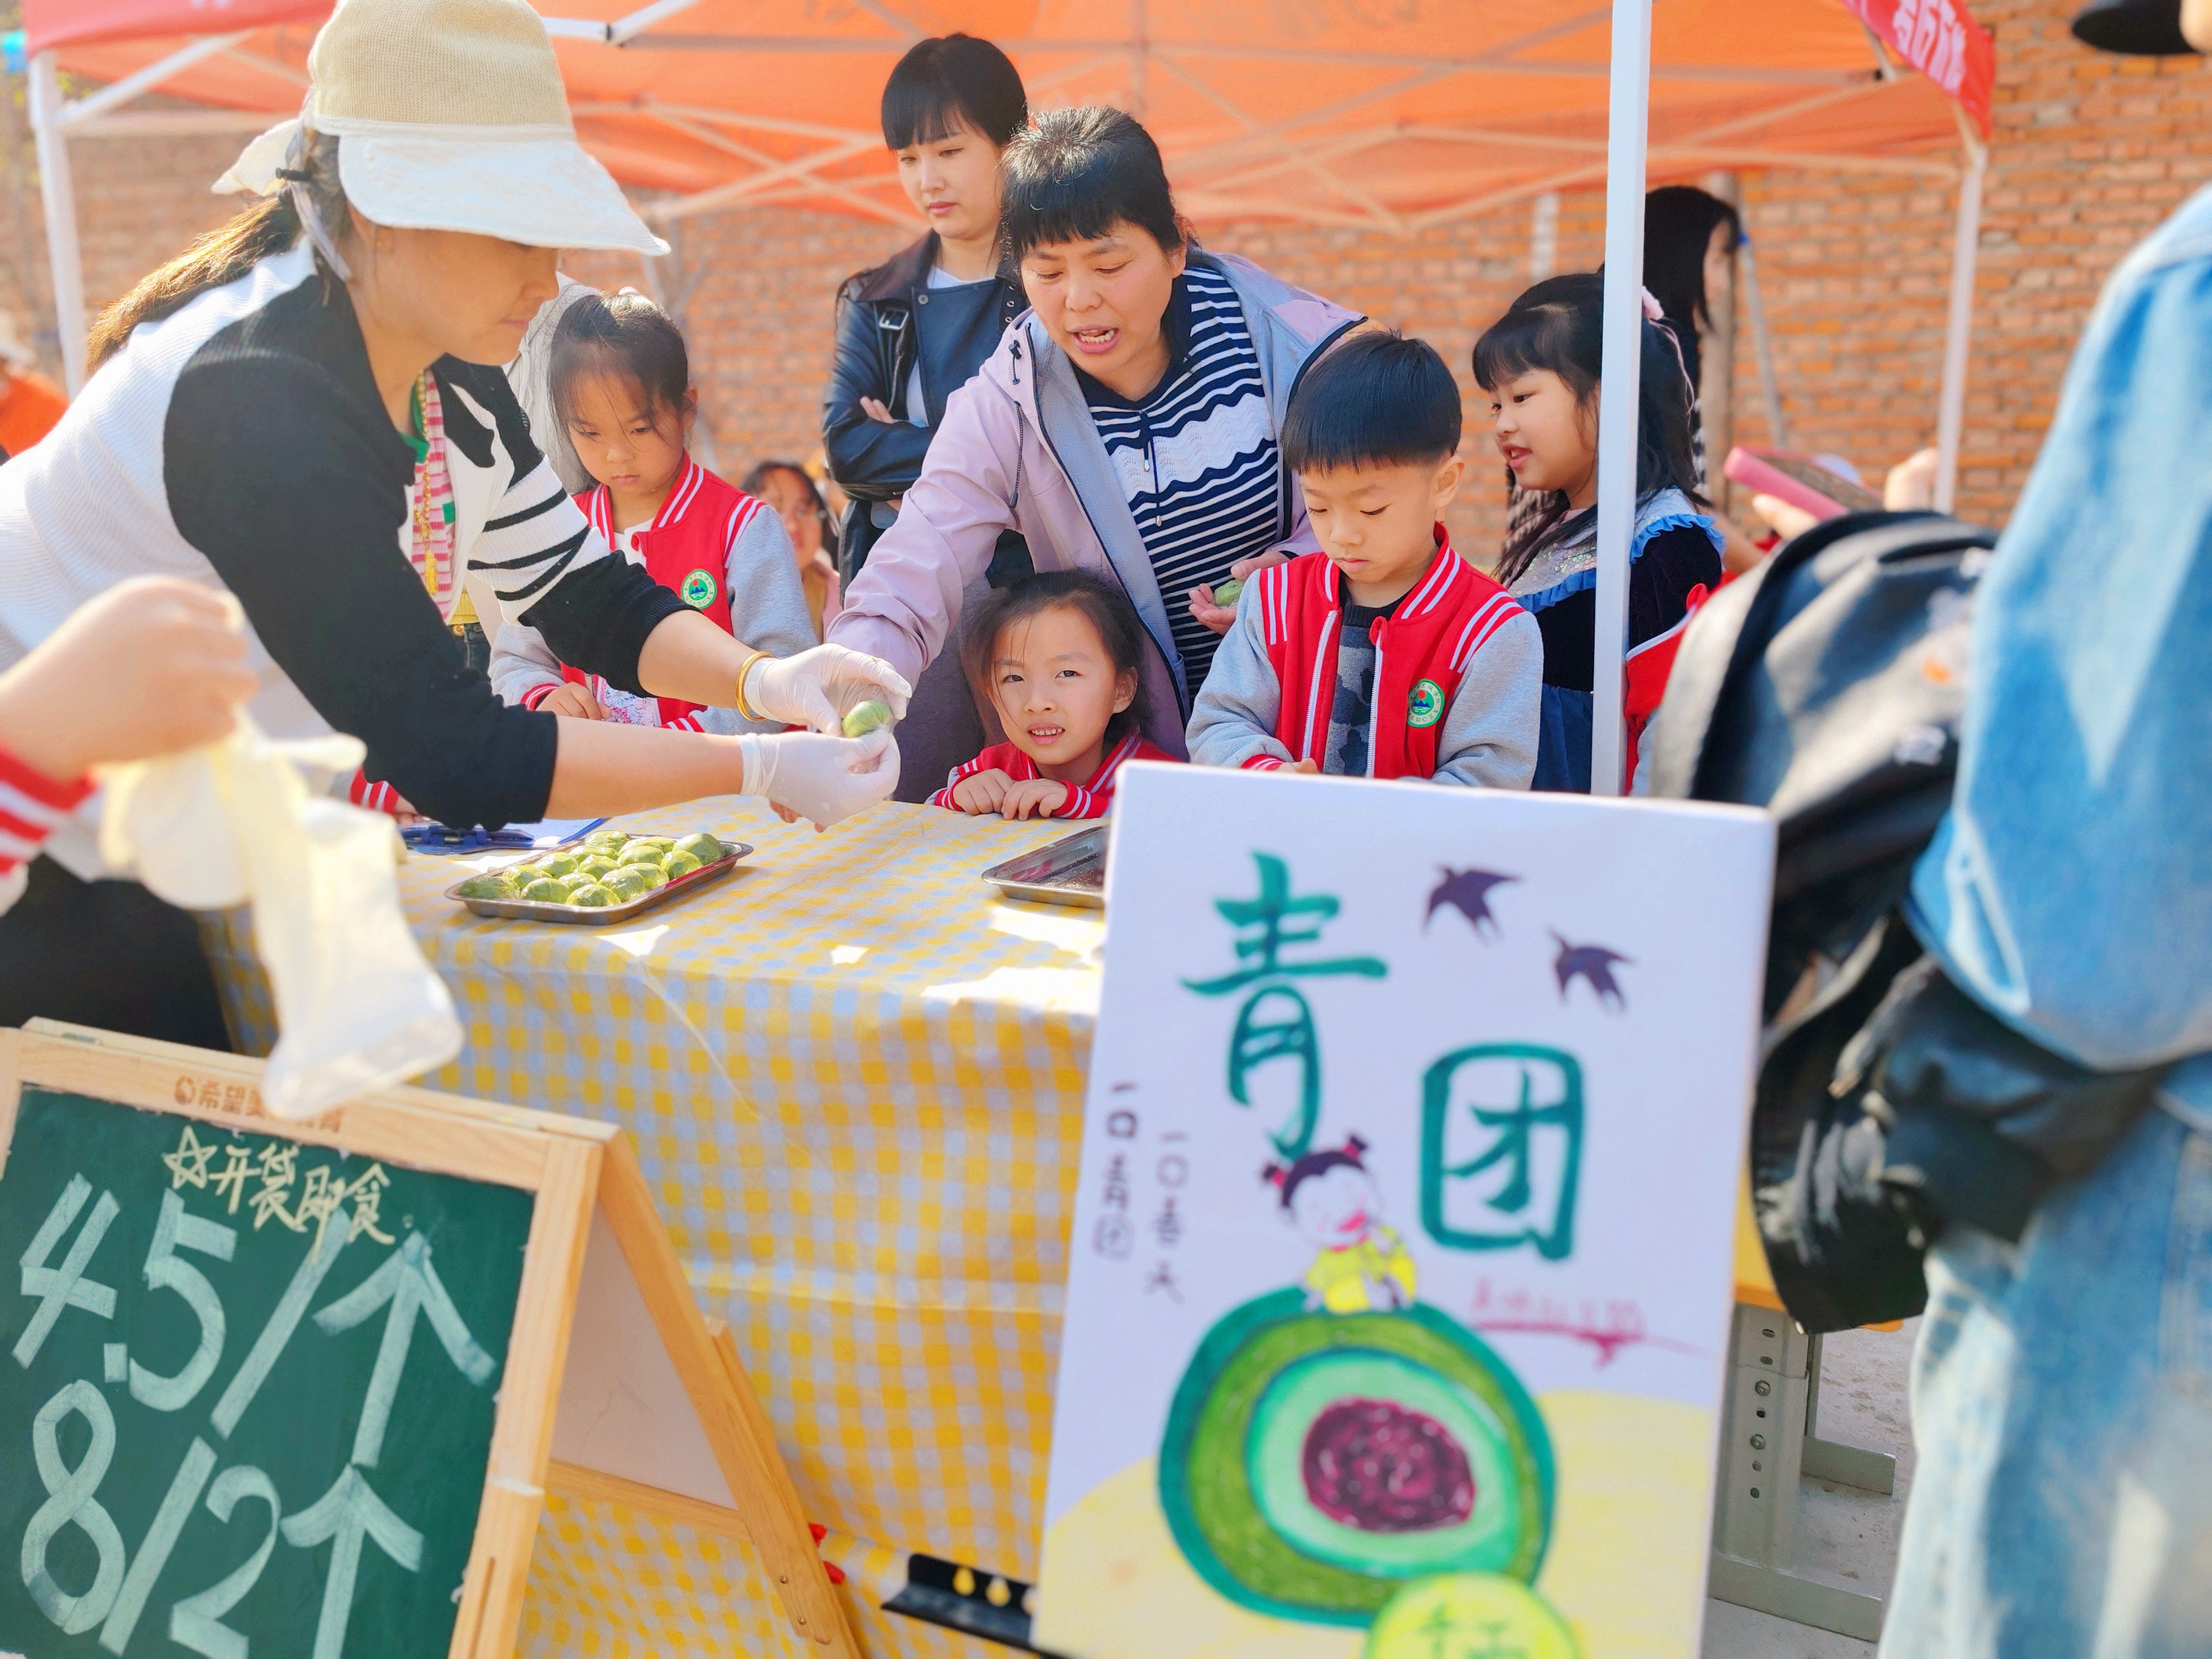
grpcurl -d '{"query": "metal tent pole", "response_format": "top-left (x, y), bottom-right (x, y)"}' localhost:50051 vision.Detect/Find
top-left (1591, 0), bottom-right (1654, 799)
top-left (28, 52), bottom-right (87, 395)
top-left (1740, 228), bottom-right (1787, 449)
top-left (1934, 134), bottom-right (1986, 515)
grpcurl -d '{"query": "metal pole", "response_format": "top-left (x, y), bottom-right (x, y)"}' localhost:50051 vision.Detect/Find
top-left (1590, 0), bottom-right (1653, 799)
top-left (28, 52), bottom-right (87, 395)
top-left (1740, 228), bottom-right (1786, 450)
top-left (1934, 136), bottom-right (1986, 515)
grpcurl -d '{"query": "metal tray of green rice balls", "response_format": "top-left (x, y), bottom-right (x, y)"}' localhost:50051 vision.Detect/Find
top-left (444, 829), bottom-right (752, 923)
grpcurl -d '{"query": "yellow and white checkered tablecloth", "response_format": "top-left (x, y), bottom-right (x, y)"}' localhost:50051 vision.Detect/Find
top-left (204, 798), bottom-right (1101, 1657)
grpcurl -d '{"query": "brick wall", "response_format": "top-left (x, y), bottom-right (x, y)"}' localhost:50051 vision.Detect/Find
top-left (7, 0), bottom-right (2208, 555)
top-left (1725, 0), bottom-right (2212, 524)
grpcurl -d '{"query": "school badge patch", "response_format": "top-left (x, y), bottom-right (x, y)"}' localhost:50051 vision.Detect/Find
top-left (680, 568), bottom-right (718, 608)
top-left (1408, 678), bottom-right (1445, 729)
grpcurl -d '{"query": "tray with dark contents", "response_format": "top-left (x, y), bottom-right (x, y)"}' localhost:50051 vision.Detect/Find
top-left (445, 830), bottom-right (753, 924)
top-left (980, 825), bottom-right (1109, 909)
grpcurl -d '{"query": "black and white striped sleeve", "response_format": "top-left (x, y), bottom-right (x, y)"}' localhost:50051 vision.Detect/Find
top-left (465, 456), bottom-right (683, 697)
top-left (432, 359), bottom-right (686, 697)
top-left (163, 351), bottom-right (563, 828)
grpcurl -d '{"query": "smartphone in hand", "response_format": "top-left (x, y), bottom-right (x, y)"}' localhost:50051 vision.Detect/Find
top-left (1724, 445), bottom-right (1885, 521)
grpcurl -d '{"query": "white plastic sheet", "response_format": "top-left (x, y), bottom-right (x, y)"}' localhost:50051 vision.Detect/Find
top-left (97, 719), bottom-right (461, 1120)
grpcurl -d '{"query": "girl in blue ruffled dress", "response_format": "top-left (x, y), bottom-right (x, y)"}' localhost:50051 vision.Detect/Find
top-left (1473, 273), bottom-right (1722, 791)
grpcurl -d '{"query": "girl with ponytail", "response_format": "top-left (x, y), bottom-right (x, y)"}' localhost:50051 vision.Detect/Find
top-left (1472, 274), bottom-right (1724, 792)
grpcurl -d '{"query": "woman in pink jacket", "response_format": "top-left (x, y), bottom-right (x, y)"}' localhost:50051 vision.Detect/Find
top-left (826, 107), bottom-right (1366, 769)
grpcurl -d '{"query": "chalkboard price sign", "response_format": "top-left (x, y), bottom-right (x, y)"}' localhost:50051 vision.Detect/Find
top-left (0, 1021), bottom-right (864, 1659)
top-left (0, 1084), bottom-right (534, 1657)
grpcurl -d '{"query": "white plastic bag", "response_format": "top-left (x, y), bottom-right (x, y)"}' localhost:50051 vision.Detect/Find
top-left (99, 718), bottom-right (462, 1120)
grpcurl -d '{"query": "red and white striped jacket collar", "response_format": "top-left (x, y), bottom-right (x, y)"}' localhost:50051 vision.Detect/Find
top-left (1257, 525), bottom-right (1471, 638)
top-left (580, 454), bottom-right (711, 543)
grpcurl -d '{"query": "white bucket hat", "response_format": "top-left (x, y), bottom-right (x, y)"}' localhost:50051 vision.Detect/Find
top-left (215, 0), bottom-right (667, 257)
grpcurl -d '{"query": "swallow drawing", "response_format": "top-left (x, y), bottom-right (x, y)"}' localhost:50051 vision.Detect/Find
top-left (1425, 868), bottom-right (1517, 939)
top-left (1551, 931), bottom-right (1632, 1010)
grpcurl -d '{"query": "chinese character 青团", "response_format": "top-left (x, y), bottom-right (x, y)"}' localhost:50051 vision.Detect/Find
top-left (1420, 1044), bottom-right (1583, 1260)
top-left (1183, 853), bottom-right (1385, 1162)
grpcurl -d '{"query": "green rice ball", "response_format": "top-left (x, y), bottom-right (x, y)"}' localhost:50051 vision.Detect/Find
top-left (841, 699), bottom-right (893, 738)
top-left (520, 877), bottom-right (569, 904)
top-left (662, 850), bottom-right (703, 880)
top-left (604, 868), bottom-right (651, 901)
top-left (618, 843), bottom-right (668, 867)
top-left (537, 851), bottom-right (581, 878)
top-left (457, 874), bottom-right (514, 900)
top-left (672, 832), bottom-right (723, 866)
top-left (568, 883), bottom-right (618, 909)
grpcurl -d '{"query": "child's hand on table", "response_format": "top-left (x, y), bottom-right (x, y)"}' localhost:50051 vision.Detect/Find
top-left (950, 769), bottom-right (1012, 815)
top-left (537, 683), bottom-right (604, 721)
top-left (994, 778), bottom-right (1070, 820)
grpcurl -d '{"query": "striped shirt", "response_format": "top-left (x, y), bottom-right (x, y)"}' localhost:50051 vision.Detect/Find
top-left (1081, 263), bottom-right (1281, 687)
top-left (0, 748), bottom-right (90, 913)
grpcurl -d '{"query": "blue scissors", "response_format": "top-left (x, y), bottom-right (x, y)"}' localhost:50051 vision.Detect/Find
top-left (400, 824), bottom-right (537, 856)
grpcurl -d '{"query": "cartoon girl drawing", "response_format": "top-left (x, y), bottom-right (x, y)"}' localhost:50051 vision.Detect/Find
top-left (1264, 1136), bottom-right (1418, 1314)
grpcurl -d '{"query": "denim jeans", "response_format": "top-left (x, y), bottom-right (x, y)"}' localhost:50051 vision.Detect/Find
top-left (1881, 1105), bottom-right (2212, 1659)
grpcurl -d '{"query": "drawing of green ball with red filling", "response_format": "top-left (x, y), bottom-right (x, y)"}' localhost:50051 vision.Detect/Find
top-left (1158, 1289), bottom-right (1553, 1625)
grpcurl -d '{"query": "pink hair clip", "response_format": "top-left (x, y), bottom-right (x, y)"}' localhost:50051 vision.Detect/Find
top-left (1640, 286), bottom-right (1666, 323)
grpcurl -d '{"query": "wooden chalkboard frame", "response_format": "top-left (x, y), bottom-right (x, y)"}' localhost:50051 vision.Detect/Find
top-left (0, 1021), bottom-right (858, 1658)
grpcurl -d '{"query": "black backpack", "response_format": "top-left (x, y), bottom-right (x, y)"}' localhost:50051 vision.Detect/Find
top-left (1650, 512), bottom-right (2167, 1331)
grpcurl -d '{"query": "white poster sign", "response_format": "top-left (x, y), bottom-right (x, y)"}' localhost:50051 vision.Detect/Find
top-left (1035, 764), bottom-right (1773, 1659)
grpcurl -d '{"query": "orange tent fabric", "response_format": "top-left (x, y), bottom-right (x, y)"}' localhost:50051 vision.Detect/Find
top-left (32, 0), bottom-right (1992, 232)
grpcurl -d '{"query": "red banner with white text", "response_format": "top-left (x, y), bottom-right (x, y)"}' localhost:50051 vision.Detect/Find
top-left (1838, 0), bottom-right (1996, 137)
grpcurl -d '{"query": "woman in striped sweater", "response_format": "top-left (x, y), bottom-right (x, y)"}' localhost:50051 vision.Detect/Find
top-left (827, 107), bottom-right (1371, 757)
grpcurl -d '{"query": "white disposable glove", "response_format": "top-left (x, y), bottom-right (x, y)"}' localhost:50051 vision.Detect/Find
top-left (737, 729), bottom-right (899, 828)
top-left (743, 644), bottom-right (913, 734)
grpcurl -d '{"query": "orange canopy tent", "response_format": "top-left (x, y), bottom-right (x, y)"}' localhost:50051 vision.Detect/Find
top-left (22, 0), bottom-right (1992, 795)
top-left (29, 1), bottom-right (1989, 223)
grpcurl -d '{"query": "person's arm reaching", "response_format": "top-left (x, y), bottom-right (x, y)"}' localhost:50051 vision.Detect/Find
top-left (0, 576), bottom-right (259, 910)
top-left (165, 356), bottom-right (898, 827)
top-left (1185, 583), bottom-right (1298, 770)
top-left (702, 503), bottom-right (821, 735)
top-left (826, 369), bottom-right (1027, 690)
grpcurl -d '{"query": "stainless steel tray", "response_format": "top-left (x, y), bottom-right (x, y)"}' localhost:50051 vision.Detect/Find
top-left (444, 840), bottom-right (753, 924)
top-left (980, 825), bottom-right (1107, 909)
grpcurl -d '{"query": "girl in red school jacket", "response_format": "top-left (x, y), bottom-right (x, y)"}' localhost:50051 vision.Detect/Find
top-left (487, 290), bottom-right (815, 734)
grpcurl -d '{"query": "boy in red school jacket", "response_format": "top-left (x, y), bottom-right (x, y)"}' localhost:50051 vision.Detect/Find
top-left (1188, 333), bottom-right (1541, 786)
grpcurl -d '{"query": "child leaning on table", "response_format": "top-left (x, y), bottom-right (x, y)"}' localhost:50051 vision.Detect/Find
top-left (1187, 331), bottom-right (1541, 786)
top-left (489, 290), bottom-right (815, 730)
top-left (932, 571), bottom-right (1177, 820)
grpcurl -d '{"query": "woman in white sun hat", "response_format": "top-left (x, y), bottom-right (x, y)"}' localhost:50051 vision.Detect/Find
top-left (0, 0), bottom-right (908, 1047)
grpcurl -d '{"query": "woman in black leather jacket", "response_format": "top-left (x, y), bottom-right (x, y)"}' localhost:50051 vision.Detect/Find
top-left (823, 34), bottom-right (1029, 582)
top-left (821, 33), bottom-right (1033, 799)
